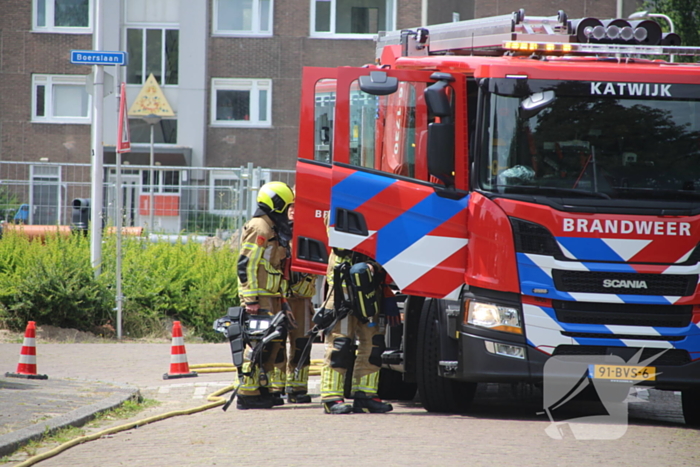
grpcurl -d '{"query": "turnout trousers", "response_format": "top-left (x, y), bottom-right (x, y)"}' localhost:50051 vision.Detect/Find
top-left (320, 313), bottom-right (384, 401)
top-left (284, 296), bottom-right (313, 394)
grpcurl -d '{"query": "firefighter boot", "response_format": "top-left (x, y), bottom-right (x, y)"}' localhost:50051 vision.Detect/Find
top-left (288, 391), bottom-right (312, 403)
top-left (352, 392), bottom-right (393, 413)
top-left (236, 394), bottom-right (274, 410)
top-left (260, 387), bottom-right (285, 406)
top-left (323, 399), bottom-right (353, 414)
top-left (270, 393), bottom-right (285, 406)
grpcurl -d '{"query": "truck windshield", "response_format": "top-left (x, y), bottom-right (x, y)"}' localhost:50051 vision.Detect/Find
top-left (478, 79), bottom-right (700, 203)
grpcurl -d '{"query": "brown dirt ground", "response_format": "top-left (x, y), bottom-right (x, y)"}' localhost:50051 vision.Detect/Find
top-left (0, 325), bottom-right (176, 344)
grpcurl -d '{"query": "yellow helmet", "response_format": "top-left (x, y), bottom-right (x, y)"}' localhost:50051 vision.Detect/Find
top-left (257, 181), bottom-right (294, 213)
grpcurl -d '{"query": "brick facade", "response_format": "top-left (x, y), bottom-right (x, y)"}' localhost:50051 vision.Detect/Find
top-left (1, 0), bottom-right (634, 169)
top-left (206, 0), bottom-right (389, 169)
top-left (475, 0), bottom-right (619, 18)
top-left (0, 0), bottom-right (92, 163)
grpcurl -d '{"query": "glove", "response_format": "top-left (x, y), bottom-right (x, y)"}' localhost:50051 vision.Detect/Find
top-left (282, 300), bottom-right (298, 329)
top-left (245, 302), bottom-right (260, 315)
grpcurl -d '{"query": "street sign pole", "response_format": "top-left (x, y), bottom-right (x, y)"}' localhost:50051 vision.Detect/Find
top-left (116, 82), bottom-right (131, 340)
top-left (72, 6), bottom-right (127, 276)
top-left (90, 0), bottom-right (104, 275)
top-left (127, 74), bottom-right (175, 233)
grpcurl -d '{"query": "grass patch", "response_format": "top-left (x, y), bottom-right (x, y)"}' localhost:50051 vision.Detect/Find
top-left (92, 397), bottom-right (160, 425)
top-left (0, 397), bottom-right (160, 464)
top-left (17, 426), bottom-right (86, 459)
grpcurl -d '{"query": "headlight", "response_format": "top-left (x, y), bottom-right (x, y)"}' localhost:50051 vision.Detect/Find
top-left (465, 300), bottom-right (522, 334)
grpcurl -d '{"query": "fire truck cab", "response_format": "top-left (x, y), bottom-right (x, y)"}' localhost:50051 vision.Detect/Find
top-left (292, 9), bottom-right (700, 425)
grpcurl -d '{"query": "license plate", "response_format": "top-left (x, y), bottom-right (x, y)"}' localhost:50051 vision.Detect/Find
top-left (588, 364), bottom-right (656, 382)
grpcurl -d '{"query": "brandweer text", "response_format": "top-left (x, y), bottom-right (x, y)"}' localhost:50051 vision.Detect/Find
top-left (563, 218), bottom-right (691, 236)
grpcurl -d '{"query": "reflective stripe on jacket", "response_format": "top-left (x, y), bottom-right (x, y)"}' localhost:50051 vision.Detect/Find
top-left (238, 215), bottom-right (288, 303)
top-left (290, 272), bottom-right (316, 298)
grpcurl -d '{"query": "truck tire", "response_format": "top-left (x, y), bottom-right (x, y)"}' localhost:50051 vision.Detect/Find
top-left (416, 299), bottom-right (476, 413)
top-left (378, 368), bottom-right (417, 401)
top-left (681, 386), bottom-right (700, 427)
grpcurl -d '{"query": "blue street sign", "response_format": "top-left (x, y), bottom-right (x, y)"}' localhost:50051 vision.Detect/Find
top-left (70, 50), bottom-right (128, 66)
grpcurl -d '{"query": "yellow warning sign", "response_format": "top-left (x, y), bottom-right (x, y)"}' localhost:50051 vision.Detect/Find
top-left (128, 74), bottom-right (175, 117)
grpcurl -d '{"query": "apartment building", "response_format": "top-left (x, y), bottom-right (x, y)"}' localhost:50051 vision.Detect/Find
top-left (0, 0), bottom-right (638, 229)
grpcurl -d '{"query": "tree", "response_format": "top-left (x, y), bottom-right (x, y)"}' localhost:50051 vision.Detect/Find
top-left (643, 0), bottom-right (700, 48)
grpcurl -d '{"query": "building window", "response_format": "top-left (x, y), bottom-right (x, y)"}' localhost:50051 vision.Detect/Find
top-left (32, 75), bottom-right (91, 124)
top-left (162, 170), bottom-right (180, 193)
top-left (311, 0), bottom-right (394, 37)
top-left (128, 119), bottom-right (178, 144)
top-left (126, 28), bottom-right (179, 85)
top-left (314, 79), bottom-right (336, 162)
top-left (211, 78), bottom-right (272, 127)
top-left (34, 0), bottom-right (92, 33)
top-left (213, 0), bottom-right (273, 36)
top-left (142, 169), bottom-right (180, 194)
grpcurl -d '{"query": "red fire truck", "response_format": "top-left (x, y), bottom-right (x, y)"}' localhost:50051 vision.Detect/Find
top-left (291, 10), bottom-right (700, 425)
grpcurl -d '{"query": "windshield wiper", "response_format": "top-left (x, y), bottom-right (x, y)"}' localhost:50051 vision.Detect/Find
top-left (499, 185), bottom-right (611, 199)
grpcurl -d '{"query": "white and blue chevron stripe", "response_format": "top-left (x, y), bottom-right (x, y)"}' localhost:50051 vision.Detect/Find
top-left (517, 252), bottom-right (700, 305)
top-left (523, 302), bottom-right (700, 355)
top-left (519, 250), bottom-right (700, 354)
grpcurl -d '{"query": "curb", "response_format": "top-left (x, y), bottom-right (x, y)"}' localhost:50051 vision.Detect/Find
top-left (0, 384), bottom-right (140, 457)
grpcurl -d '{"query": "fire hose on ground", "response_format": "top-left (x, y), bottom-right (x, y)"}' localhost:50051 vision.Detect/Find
top-left (12, 359), bottom-right (325, 467)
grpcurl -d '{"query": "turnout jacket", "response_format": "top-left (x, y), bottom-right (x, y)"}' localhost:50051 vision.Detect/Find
top-left (289, 271), bottom-right (316, 299)
top-left (238, 215), bottom-right (289, 306)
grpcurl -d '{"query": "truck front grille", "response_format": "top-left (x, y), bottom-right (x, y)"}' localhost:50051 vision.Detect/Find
top-left (553, 300), bottom-right (692, 328)
top-left (553, 270), bottom-right (697, 296)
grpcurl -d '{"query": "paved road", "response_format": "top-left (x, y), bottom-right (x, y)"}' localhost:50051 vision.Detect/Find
top-left (1, 342), bottom-right (699, 467)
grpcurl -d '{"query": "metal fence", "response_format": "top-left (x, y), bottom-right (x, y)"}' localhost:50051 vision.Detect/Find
top-left (0, 161), bottom-right (295, 236)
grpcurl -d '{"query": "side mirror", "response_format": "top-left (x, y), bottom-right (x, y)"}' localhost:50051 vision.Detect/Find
top-left (358, 71), bottom-right (399, 96)
top-left (427, 123), bottom-right (455, 182)
top-left (425, 72), bottom-right (455, 118)
top-left (425, 73), bottom-right (456, 185)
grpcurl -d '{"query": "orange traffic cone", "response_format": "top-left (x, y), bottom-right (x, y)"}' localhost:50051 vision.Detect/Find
top-left (6, 321), bottom-right (48, 380)
top-left (163, 321), bottom-right (197, 380)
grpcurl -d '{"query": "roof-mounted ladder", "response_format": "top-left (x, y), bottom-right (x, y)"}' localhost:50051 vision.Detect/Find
top-left (375, 9), bottom-right (700, 60)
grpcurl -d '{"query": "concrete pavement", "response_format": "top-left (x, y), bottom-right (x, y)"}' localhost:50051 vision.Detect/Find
top-left (0, 341), bottom-right (323, 459)
top-left (1, 340), bottom-right (698, 467)
top-left (0, 376), bottom-right (140, 457)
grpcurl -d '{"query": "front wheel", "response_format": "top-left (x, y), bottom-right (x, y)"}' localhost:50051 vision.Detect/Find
top-left (681, 386), bottom-right (700, 427)
top-left (416, 299), bottom-right (476, 413)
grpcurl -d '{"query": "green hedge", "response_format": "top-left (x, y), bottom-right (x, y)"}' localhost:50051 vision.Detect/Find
top-left (0, 229), bottom-right (239, 342)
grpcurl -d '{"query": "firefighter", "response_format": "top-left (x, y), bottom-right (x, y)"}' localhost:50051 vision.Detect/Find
top-left (319, 248), bottom-right (394, 414)
top-left (284, 200), bottom-right (316, 403)
top-left (236, 181), bottom-right (295, 410)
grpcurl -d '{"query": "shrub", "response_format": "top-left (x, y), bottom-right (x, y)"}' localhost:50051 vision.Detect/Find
top-left (0, 229), bottom-right (240, 341)
top-left (99, 234), bottom-right (239, 340)
top-left (0, 230), bottom-right (112, 332)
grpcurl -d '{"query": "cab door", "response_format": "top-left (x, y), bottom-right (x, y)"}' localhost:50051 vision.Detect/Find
top-left (292, 68), bottom-right (336, 275)
top-left (328, 67), bottom-right (470, 300)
